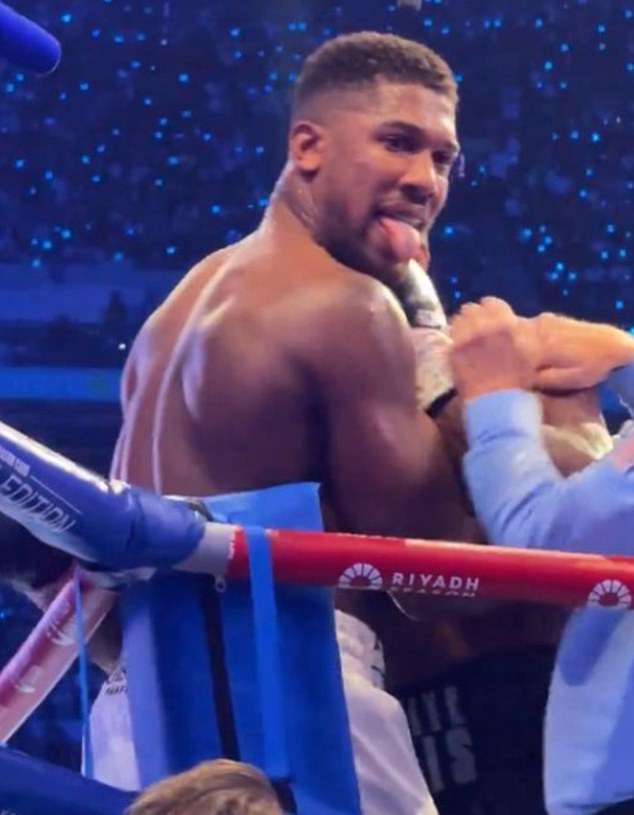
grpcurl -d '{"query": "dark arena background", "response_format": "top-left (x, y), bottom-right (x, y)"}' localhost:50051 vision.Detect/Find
top-left (0, 0), bottom-right (632, 813)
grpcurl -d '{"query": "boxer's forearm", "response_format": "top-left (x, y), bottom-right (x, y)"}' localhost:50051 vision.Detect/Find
top-left (463, 389), bottom-right (634, 556)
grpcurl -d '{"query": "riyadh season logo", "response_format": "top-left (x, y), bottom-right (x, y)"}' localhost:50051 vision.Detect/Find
top-left (339, 563), bottom-right (384, 590)
top-left (587, 579), bottom-right (632, 610)
top-left (338, 563), bottom-right (480, 598)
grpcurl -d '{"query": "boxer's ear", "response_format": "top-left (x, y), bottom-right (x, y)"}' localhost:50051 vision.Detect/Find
top-left (288, 119), bottom-right (327, 174)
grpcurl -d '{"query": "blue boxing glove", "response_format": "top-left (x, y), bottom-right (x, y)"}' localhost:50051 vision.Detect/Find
top-left (0, 420), bottom-right (206, 571)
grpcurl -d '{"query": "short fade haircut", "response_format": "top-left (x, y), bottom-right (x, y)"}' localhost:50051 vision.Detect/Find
top-left (126, 759), bottom-right (282, 815)
top-left (293, 31), bottom-right (458, 115)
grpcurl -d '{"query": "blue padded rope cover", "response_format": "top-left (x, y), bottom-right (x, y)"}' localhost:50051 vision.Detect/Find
top-left (120, 573), bottom-right (223, 786)
top-left (0, 3), bottom-right (61, 74)
top-left (120, 483), bottom-right (360, 811)
top-left (0, 746), bottom-right (133, 815)
top-left (207, 483), bottom-right (361, 815)
top-left (242, 526), bottom-right (288, 782)
top-left (0, 420), bottom-right (205, 570)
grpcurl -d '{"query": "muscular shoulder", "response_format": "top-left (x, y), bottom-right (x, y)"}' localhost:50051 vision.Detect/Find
top-left (146, 243), bottom-right (240, 336)
top-left (185, 249), bottom-right (412, 399)
top-left (312, 268), bottom-right (400, 316)
top-left (297, 271), bottom-right (413, 375)
top-left (123, 243), bottom-right (243, 392)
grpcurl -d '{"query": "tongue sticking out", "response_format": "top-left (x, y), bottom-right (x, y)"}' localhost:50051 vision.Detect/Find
top-left (377, 216), bottom-right (421, 264)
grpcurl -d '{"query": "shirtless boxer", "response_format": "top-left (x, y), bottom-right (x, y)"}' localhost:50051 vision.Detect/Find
top-left (98, 32), bottom-right (473, 815)
top-left (1, 32), bottom-right (465, 808)
top-left (105, 29), bottom-right (612, 811)
top-left (0, 30), bottom-right (609, 815)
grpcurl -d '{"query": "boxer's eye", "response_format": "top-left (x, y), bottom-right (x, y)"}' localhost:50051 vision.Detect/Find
top-left (433, 151), bottom-right (458, 175)
top-left (382, 133), bottom-right (415, 153)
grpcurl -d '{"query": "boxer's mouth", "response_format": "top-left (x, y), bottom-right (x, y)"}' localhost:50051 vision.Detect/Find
top-left (377, 210), bottom-right (426, 229)
top-left (375, 209), bottom-right (428, 238)
top-left (373, 210), bottom-right (427, 264)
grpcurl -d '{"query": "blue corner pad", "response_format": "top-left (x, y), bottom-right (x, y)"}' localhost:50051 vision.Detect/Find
top-left (122, 483), bottom-right (361, 814)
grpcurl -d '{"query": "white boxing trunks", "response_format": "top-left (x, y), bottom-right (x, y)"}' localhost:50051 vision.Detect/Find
top-left (87, 665), bottom-right (140, 790)
top-left (336, 611), bottom-right (438, 815)
top-left (88, 611), bottom-right (437, 814)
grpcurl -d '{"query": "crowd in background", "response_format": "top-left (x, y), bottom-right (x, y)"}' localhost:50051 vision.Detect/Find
top-left (0, 0), bottom-right (632, 794)
top-left (0, 0), bottom-right (630, 351)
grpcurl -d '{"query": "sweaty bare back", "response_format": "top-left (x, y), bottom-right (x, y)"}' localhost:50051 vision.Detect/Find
top-left (114, 202), bottom-right (473, 545)
top-left (111, 242), bottom-right (238, 486)
top-left (115, 233), bottom-right (334, 499)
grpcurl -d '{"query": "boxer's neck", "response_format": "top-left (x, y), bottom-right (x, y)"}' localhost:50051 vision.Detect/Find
top-left (267, 165), bottom-right (320, 243)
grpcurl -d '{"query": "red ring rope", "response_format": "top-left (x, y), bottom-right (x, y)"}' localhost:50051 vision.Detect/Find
top-left (2, 527), bottom-right (634, 742)
top-left (236, 529), bottom-right (634, 608)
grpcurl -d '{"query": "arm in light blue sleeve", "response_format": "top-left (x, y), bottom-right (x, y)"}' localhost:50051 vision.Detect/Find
top-left (463, 389), bottom-right (634, 556)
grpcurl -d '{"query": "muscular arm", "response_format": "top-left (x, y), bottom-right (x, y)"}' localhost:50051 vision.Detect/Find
top-left (309, 280), bottom-right (477, 540)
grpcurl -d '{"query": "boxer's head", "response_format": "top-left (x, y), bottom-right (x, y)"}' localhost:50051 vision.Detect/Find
top-left (288, 32), bottom-right (460, 286)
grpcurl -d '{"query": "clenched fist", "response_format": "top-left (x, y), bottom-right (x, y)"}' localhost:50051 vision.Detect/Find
top-left (449, 297), bottom-right (537, 402)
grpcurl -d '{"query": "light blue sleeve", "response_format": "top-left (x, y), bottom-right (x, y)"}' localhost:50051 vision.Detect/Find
top-left (463, 389), bottom-right (634, 556)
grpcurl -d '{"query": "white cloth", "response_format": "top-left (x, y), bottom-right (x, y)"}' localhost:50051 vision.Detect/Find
top-left (404, 260), bottom-right (448, 331)
top-left (89, 611), bottom-right (437, 814)
top-left (411, 327), bottom-right (454, 412)
top-left (336, 612), bottom-right (438, 815)
top-left (87, 666), bottom-right (140, 791)
top-left (403, 260), bottom-right (453, 413)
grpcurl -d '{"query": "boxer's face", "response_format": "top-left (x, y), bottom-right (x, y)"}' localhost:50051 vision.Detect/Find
top-left (293, 79), bottom-right (459, 285)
